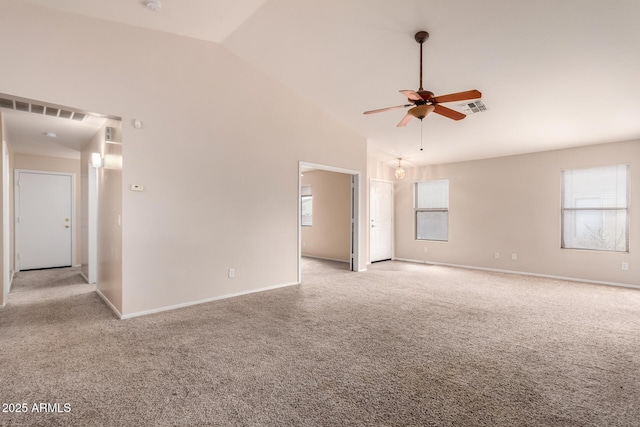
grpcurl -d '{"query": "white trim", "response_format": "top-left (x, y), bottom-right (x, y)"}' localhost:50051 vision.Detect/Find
top-left (120, 281), bottom-right (300, 320)
top-left (14, 169), bottom-right (76, 271)
top-left (87, 162), bottom-right (98, 284)
top-left (302, 255), bottom-right (350, 263)
top-left (96, 288), bottom-right (122, 319)
top-left (2, 141), bottom-right (9, 304)
top-left (79, 270), bottom-right (89, 284)
top-left (394, 257), bottom-right (640, 290)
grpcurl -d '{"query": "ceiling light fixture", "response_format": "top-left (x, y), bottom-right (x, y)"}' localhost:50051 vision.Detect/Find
top-left (144, 0), bottom-right (162, 12)
top-left (395, 158), bottom-right (405, 180)
top-left (44, 132), bottom-right (57, 138)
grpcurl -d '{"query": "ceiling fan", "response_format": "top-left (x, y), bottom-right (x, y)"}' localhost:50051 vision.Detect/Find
top-left (364, 31), bottom-right (482, 127)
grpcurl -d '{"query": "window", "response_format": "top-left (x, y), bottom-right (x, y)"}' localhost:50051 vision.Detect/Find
top-left (301, 185), bottom-right (312, 226)
top-left (561, 164), bottom-right (628, 252)
top-left (415, 179), bottom-right (449, 241)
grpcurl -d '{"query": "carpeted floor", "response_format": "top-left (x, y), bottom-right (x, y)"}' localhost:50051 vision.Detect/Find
top-left (1, 259), bottom-right (639, 426)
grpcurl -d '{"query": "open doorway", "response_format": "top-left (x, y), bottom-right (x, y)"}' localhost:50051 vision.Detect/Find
top-left (0, 93), bottom-right (120, 302)
top-left (298, 162), bottom-right (360, 283)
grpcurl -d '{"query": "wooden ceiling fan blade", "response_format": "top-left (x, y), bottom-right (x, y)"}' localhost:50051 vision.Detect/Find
top-left (434, 105), bottom-right (466, 121)
top-left (399, 90), bottom-right (423, 101)
top-left (432, 90), bottom-right (481, 104)
top-left (363, 104), bottom-right (412, 115)
top-left (397, 113), bottom-right (414, 127)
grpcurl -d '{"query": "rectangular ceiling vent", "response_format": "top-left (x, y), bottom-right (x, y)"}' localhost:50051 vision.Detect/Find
top-left (458, 100), bottom-right (487, 115)
top-left (0, 96), bottom-right (87, 122)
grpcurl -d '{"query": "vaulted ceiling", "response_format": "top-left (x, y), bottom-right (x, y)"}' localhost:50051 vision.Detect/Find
top-left (9, 0), bottom-right (640, 165)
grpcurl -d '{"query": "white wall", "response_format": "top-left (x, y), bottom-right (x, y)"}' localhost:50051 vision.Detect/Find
top-left (0, 1), bottom-right (367, 316)
top-left (394, 140), bottom-right (640, 286)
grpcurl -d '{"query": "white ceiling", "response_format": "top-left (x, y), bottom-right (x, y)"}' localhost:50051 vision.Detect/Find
top-left (10, 0), bottom-right (640, 166)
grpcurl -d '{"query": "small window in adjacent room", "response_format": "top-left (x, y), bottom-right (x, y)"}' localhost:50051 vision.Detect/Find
top-left (415, 179), bottom-right (449, 241)
top-left (561, 164), bottom-right (629, 252)
top-left (301, 185), bottom-right (312, 226)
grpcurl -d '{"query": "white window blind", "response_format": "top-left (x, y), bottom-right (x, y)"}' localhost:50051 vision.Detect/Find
top-left (415, 180), bottom-right (449, 241)
top-left (561, 164), bottom-right (628, 252)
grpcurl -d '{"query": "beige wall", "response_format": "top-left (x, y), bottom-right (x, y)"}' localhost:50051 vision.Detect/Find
top-left (395, 140), bottom-right (640, 286)
top-left (80, 122), bottom-right (123, 313)
top-left (301, 170), bottom-right (351, 262)
top-left (0, 2), bottom-right (367, 316)
top-left (12, 153), bottom-right (82, 267)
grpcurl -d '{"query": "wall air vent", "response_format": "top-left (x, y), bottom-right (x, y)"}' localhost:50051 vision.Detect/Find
top-left (0, 98), bottom-right (13, 109)
top-left (0, 92), bottom-right (121, 123)
top-left (458, 100), bottom-right (487, 114)
top-left (0, 94), bottom-right (89, 122)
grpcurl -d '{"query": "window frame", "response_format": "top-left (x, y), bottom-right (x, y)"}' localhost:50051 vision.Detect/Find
top-left (414, 179), bottom-right (449, 242)
top-left (560, 164), bottom-right (629, 253)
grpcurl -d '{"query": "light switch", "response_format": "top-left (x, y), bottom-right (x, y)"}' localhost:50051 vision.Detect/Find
top-left (131, 184), bottom-right (144, 192)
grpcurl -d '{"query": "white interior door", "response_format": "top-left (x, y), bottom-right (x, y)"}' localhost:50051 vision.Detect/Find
top-left (16, 171), bottom-right (73, 270)
top-left (370, 179), bottom-right (393, 262)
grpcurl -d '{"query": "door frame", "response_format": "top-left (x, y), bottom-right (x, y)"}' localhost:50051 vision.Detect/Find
top-left (87, 162), bottom-right (98, 283)
top-left (369, 178), bottom-right (394, 263)
top-left (298, 161), bottom-right (361, 282)
top-left (14, 169), bottom-right (76, 272)
top-left (2, 141), bottom-right (10, 303)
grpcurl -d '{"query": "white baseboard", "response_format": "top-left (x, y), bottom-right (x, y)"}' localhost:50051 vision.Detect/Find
top-left (120, 281), bottom-right (301, 320)
top-left (302, 255), bottom-right (350, 263)
top-left (96, 289), bottom-right (123, 319)
top-left (393, 257), bottom-right (640, 290)
top-left (79, 271), bottom-right (89, 284)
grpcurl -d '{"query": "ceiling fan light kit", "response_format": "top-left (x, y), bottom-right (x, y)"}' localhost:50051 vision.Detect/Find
top-left (364, 30), bottom-right (483, 140)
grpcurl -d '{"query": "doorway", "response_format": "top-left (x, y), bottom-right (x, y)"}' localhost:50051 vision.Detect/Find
top-left (370, 179), bottom-right (393, 262)
top-left (15, 170), bottom-right (74, 271)
top-left (298, 162), bottom-right (361, 282)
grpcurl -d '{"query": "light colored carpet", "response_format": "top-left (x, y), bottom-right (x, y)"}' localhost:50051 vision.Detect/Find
top-left (1, 259), bottom-right (639, 426)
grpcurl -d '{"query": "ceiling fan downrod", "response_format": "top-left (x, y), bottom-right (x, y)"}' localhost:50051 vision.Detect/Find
top-left (414, 31), bottom-right (429, 92)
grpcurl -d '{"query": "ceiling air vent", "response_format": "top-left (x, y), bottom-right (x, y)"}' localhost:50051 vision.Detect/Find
top-left (458, 100), bottom-right (486, 114)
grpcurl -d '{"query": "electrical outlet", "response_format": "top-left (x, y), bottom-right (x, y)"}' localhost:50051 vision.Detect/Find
top-left (228, 268), bottom-right (235, 278)
top-left (511, 253), bottom-right (517, 260)
top-left (494, 252), bottom-right (500, 259)
top-left (621, 262), bottom-right (629, 271)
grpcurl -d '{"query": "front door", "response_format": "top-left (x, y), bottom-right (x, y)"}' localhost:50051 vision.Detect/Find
top-left (16, 171), bottom-right (73, 270)
top-left (370, 179), bottom-right (393, 262)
